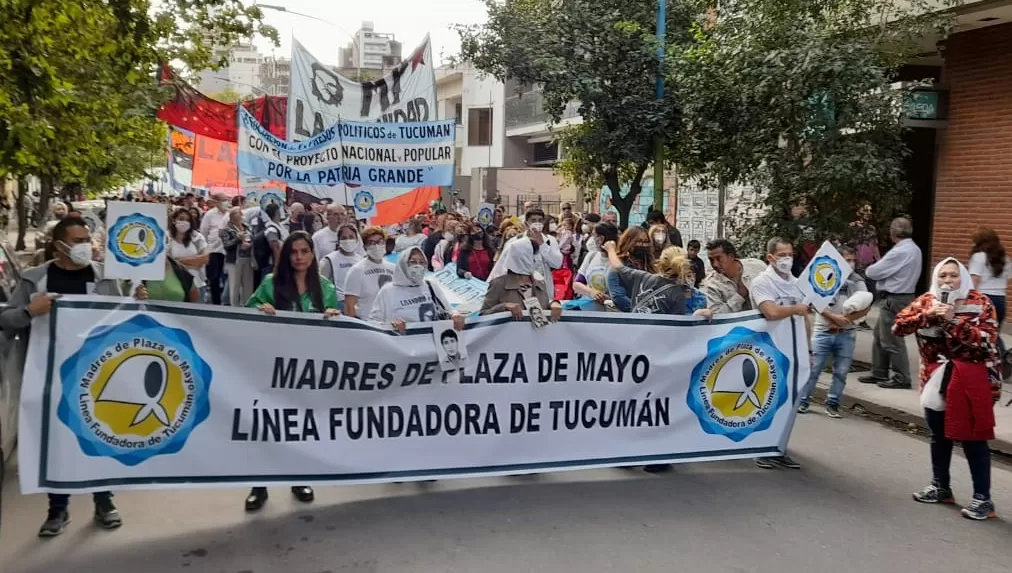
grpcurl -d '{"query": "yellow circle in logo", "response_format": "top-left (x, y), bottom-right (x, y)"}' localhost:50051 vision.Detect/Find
top-left (813, 262), bottom-right (837, 292)
top-left (114, 222), bottom-right (158, 260)
top-left (88, 348), bottom-right (188, 438)
top-left (703, 348), bottom-right (774, 419)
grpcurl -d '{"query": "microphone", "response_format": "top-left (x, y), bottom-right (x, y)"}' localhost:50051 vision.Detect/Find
top-left (941, 291), bottom-right (949, 304)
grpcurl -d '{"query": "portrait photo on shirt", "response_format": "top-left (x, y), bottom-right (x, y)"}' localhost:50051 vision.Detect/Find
top-left (432, 320), bottom-right (468, 372)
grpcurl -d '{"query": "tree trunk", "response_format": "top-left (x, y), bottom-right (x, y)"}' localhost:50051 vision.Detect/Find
top-left (15, 177), bottom-right (27, 251)
top-left (39, 175), bottom-right (53, 225)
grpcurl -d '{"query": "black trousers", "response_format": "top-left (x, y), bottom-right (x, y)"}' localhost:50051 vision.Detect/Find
top-left (924, 408), bottom-right (991, 498)
top-left (207, 252), bottom-right (226, 305)
top-left (49, 491), bottom-right (111, 510)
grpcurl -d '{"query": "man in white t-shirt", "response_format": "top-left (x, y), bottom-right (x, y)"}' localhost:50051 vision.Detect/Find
top-left (200, 192), bottom-right (230, 305)
top-left (343, 227), bottom-right (395, 318)
top-left (312, 204), bottom-right (346, 258)
top-left (748, 237), bottom-right (810, 471)
top-left (487, 208), bottom-right (564, 299)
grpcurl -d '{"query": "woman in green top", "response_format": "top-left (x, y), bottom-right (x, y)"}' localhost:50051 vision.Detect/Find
top-left (243, 231), bottom-right (340, 512)
top-left (246, 230), bottom-right (341, 315)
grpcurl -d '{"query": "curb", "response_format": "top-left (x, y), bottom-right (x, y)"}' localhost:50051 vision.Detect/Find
top-left (809, 386), bottom-right (1012, 456)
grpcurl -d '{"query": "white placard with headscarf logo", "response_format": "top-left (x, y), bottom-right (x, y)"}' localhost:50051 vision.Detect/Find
top-left (798, 241), bottom-right (852, 312)
top-left (103, 201), bottom-right (167, 281)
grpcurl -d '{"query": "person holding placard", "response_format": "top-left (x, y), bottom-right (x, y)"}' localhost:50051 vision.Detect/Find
top-left (481, 237), bottom-right (562, 323)
top-left (167, 208), bottom-right (209, 294)
top-left (244, 231), bottom-right (340, 512)
top-left (0, 217), bottom-right (150, 537)
top-left (797, 246), bottom-right (870, 418)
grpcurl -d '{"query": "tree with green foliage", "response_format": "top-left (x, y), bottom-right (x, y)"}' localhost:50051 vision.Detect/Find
top-left (0, 0), bottom-right (278, 248)
top-left (671, 0), bottom-right (957, 254)
top-left (457, 0), bottom-right (697, 228)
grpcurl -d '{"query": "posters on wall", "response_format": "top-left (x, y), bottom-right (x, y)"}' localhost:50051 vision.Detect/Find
top-left (102, 202), bottom-right (167, 281)
top-left (237, 107), bottom-right (455, 189)
top-left (20, 297), bottom-right (807, 492)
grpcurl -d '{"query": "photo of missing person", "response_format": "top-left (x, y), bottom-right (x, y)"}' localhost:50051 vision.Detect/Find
top-left (432, 320), bottom-right (468, 373)
top-left (524, 297), bottom-right (549, 328)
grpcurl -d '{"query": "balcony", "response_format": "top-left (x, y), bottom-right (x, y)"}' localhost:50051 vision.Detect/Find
top-left (505, 90), bottom-right (581, 136)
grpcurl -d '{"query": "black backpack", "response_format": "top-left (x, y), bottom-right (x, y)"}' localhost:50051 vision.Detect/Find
top-left (252, 220), bottom-right (275, 270)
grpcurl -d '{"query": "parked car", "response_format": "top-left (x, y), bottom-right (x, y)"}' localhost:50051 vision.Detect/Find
top-left (0, 242), bottom-right (25, 531)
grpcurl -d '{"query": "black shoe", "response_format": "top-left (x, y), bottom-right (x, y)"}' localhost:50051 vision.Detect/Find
top-left (754, 458), bottom-right (776, 469)
top-left (94, 497), bottom-right (122, 529)
top-left (245, 487), bottom-right (268, 512)
top-left (757, 455), bottom-right (801, 470)
top-left (825, 404), bottom-right (843, 419)
top-left (797, 402), bottom-right (810, 414)
top-left (912, 484), bottom-right (954, 505)
top-left (643, 464), bottom-right (671, 474)
top-left (858, 375), bottom-right (888, 384)
top-left (38, 508), bottom-right (70, 538)
top-left (876, 379), bottom-right (912, 390)
top-left (291, 486), bottom-right (314, 503)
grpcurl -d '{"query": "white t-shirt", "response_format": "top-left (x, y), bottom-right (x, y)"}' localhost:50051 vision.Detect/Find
top-left (343, 258), bottom-right (395, 318)
top-left (168, 232), bottom-right (208, 287)
top-left (321, 251), bottom-right (363, 298)
top-left (200, 208), bottom-right (229, 254)
top-left (394, 233), bottom-right (427, 253)
top-left (968, 252), bottom-right (1011, 296)
top-left (369, 279), bottom-right (454, 323)
top-left (749, 265), bottom-right (804, 308)
top-left (312, 227), bottom-right (340, 259)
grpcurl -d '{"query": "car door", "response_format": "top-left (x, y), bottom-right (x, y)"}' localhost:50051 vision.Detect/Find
top-left (0, 243), bottom-right (23, 462)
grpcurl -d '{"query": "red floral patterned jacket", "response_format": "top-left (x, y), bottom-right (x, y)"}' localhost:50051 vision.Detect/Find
top-left (892, 290), bottom-right (1001, 401)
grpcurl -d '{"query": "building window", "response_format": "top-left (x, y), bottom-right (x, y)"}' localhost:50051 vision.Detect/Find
top-left (454, 103), bottom-right (463, 125)
top-left (468, 108), bottom-right (493, 146)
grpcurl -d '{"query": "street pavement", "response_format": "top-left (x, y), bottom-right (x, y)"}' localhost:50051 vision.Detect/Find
top-left (2, 414), bottom-right (1012, 573)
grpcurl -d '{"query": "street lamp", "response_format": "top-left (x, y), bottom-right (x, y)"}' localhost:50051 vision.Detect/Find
top-left (256, 3), bottom-right (363, 79)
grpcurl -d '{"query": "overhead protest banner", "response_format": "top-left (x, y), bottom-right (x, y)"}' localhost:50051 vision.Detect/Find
top-left (102, 202), bottom-right (167, 281)
top-left (286, 37), bottom-right (438, 210)
top-left (20, 298), bottom-right (808, 493)
top-left (287, 37), bottom-right (436, 138)
top-left (237, 107), bottom-right (455, 188)
top-left (799, 241), bottom-right (853, 312)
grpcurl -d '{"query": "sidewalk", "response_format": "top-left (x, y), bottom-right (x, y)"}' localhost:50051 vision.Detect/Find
top-left (807, 307), bottom-right (1012, 453)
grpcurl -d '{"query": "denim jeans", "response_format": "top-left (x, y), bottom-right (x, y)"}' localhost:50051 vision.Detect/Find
top-left (801, 329), bottom-right (857, 407)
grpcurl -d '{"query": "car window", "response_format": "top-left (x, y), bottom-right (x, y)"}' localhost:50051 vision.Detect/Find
top-left (0, 244), bottom-right (21, 302)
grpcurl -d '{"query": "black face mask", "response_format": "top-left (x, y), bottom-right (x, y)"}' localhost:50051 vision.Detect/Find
top-left (632, 247), bottom-right (650, 259)
top-left (471, 234), bottom-right (483, 242)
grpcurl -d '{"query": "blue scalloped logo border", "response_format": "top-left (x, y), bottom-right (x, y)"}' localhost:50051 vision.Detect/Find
top-left (808, 255), bottom-right (843, 298)
top-left (106, 212), bottom-right (165, 267)
top-left (56, 314), bottom-right (213, 466)
top-left (687, 326), bottom-right (790, 442)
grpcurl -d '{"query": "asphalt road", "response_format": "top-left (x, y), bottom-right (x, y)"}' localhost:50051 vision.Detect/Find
top-left (2, 412), bottom-right (1012, 573)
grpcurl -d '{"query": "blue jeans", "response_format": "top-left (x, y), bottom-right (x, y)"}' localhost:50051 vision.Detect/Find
top-left (985, 294), bottom-right (1006, 325)
top-left (801, 330), bottom-right (857, 407)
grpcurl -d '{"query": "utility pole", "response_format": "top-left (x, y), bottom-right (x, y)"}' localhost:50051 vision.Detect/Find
top-left (653, 0), bottom-right (666, 212)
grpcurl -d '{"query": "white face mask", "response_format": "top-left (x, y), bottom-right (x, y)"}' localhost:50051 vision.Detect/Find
top-left (218, 201), bottom-right (229, 212)
top-left (64, 242), bottom-right (93, 266)
top-left (549, 223), bottom-right (558, 232)
top-left (443, 232), bottom-right (454, 241)
top-left (366, 245), bottom-right (386, 261)
top-left (406, 264), bottom-right (427, 283)
top-left (529, 222), bottom-right (544, 233)
top-left (774, 256), bottom-right (794, 274)
top-left (175, 221), bottom-right (191, 233)
top-left (581, 224), bottom-right (591, 234)
top-left (653, 233), bottom-right (666, 244)
top-left (339, 239), bottom-right (358, 253)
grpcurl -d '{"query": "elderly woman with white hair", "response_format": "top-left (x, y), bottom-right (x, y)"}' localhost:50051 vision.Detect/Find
top-left (480, 237), bottom-right (562, 321)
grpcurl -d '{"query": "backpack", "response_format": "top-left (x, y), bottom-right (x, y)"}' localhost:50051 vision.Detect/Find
top-left (251, 220), bottom-right (276, 271)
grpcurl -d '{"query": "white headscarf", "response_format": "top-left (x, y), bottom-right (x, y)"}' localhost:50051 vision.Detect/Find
top-left (929, 256), bottom-right (972, 303)
top-left (498, 237), bottom-right (538, 277)
top-left (393, 246), bottom-right (426, 287)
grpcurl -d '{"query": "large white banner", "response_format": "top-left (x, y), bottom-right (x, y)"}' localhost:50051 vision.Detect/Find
top-left (287, 37), bottom-right (438, 205)
top-left (237, 107), bottom-right (455, 188)
top-left (19, 297), bottom-right (808, 493)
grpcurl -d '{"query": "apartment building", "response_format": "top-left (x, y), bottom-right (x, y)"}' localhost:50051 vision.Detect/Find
top-left (196, 42), bottom-right (264, 97)
top-left (338, 21), bottom-right (403, 71)
top-left (259, 55), bottom-right (291, 97)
